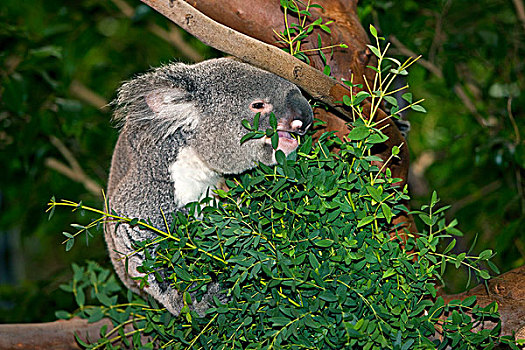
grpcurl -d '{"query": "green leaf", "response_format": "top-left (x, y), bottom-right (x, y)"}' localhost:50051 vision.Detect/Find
top-left (304, 315), bottom-right (320, 328)
top-left (357, 216), bottom-right (374, 228)
top-left (240, 132), bottom-right (257, 144)
top-left (75, 288), bottom-right (85, 307)
top-left (382, 268), bottom-right (396, 279)
top-left (454, 253), bottom-right (466, 268)
top-left (323, 65), bottom-right (331, 76)
top-left (479, 270), bottom-right (491, 280)
top-left (443, 239), bottom-right (456, 254)
top-left (308, 253), bottom-right (320, 270)
top-left (48, 198), bottom-right (56, 221)
top-left (366, 44), bottom-right (381, 58)
top-left (347, 126), bottom-right (370, 141)
top-left (411, 104), bottom-right (427, 113)
top-left (401, 93), bottom-right (412, 103)
top-left (55, 310), bottom-right (71, 320)
top-left (392, 146), bottom-right (400, 156)
top-left (383, 95), bottom-right (398, 106)
top-left (87, 308), bottom-right (104, 323)
top-left (367, 131), bottom-right (389, 144)
top-left (314, 239), bottom-right (334, 248)
top-left (269, 112), bottom-right (277, 129)
top-left (241, 119), bottom-right (252, 130)
top-left (319, 25), bottom-right (331, 34)
top-left (353, 91), bottom-right (371, 105)
top-left (271, 132), bottom-right (279, 149)
top-left (65, 238), bottom-right (75, 251)
top-left (319, 291), bottom-right (337, 302)
top-left (366, 186), bottom-right (382, 202)
top-left (254, 112), bottom-right (261, 129)
top-left (478, 249), bottom-right (493, 260)
top-left (461, 295), bottom-right (477, 307)
top-left (275, 150), bottom-right (286, 165)
top-left (431, 191), bottom-right (438, 206)
top-left (381, 203), bottom-right (392, 223)
top-left (243, 316), bottom-right (253, 326)
top-left (487, 260), bottom-right (500, 274)
top-left (369, 24), bottom-right (378, 38)
top-left (271, 316), bottom-right (290, 327)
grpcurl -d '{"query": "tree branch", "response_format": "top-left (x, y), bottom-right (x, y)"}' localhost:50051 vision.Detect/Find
top-left (45, 136), bottom-right (103, 197)
top-left (512, 0), bottom-right (525, 32)
top-left (139, 0), bottom-right (351, 116)
top-left (441, 265), bottom-right (525, 338)
top-left (111, 0), bottom-right (204, 62)
top-left (0, 317), bottom-right (111, 350)
top-left (0, 317), bottom-right (146, 350)
top-left (389, 34), bottom-right (490, 128)
top-left (69, 80), bottom-right (109, 111)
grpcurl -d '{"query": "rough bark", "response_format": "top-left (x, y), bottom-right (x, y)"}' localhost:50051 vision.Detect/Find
top-left (440, 265), bottom-right (525, 338)
top-left (0, 318), bottom-right (112, 350)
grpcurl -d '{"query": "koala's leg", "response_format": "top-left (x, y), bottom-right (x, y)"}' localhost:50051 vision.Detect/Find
top-left (106, 223), bottom-right (189, 315)
top-left (106, 222), bottom-right (229, 316)
top-left (104, 222), bottom-right (144, 296)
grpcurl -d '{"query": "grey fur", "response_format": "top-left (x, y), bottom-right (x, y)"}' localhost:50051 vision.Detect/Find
top-left (105, 58), bottom-right (313, 316)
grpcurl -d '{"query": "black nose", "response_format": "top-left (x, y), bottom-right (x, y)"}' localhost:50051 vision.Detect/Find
top-left (288, 90), bottom-right (313, 135)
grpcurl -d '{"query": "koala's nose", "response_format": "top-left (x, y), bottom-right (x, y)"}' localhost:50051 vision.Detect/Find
top-left (287, 92), bottom-right (313, 135)
top-left (290, 112), bottom-right (312, 136)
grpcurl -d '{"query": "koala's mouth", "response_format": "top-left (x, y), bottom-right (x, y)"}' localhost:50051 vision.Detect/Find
top-left (264, 129), bottom-right (299, 156)
top-left (278, 130), bottom-right (295, 140)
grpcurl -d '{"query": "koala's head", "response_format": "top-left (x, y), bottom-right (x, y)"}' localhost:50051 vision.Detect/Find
top-left (113, 58), bottom-right (313, 174)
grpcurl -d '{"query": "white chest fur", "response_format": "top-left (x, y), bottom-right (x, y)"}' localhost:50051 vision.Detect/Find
top-left (169, 146), bottom-right (222, 206)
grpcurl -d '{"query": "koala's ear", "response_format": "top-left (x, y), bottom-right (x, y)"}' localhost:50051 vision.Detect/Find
top-left (145, 88), bottom-right (187, 113)
top-left (143, 87), bottom-right (200, 136)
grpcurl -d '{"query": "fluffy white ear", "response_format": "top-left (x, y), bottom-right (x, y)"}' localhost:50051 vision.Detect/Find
top-left (143, 88), bottom-right (200, 136)
top-left (145, 88), bottom-right (187, 113)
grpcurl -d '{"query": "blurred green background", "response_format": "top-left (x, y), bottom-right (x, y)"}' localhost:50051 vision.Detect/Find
top-left (1, 0), bottom-right (523, 322)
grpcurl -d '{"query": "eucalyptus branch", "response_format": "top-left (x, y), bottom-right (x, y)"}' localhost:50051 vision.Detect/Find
top-left (47, 198), bottom-right (228, 265)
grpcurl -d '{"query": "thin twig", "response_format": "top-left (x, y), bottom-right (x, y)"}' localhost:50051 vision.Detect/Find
top-left (428, 0), bottom-right (451, 63)
top-left (389, 35), bottom-right (443, 78)
top-left (512, 0), bottom-right (525, 32)
top-left (45, 136), bottom-right (103, 197)
top-left (449, 180), bottom-right (502, 215)
top-left (110, 0), bottom-right (203, 62)
top-left (389, 35), bottom-right (490, 127)
top-left (507, 97), bottom-right (525, 214)
top-left (69, 80), bottom-right (109, 111)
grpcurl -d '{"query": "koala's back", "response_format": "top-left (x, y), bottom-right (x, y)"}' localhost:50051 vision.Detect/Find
top-left (104, 124), bottom-right (193, 312)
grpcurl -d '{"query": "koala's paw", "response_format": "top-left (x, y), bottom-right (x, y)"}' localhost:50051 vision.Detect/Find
top-left (192, 282), bottom-right (229, 317)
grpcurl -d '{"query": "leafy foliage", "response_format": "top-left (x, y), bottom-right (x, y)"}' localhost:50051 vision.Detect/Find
top-left (53, 128), bottom-right (517, 348)
top-left (49, 34), bottom-right (518, 347)
top-left (359, 0), bottom-right (525, 283)
top-left (274, 0), bottom-right (347, 64)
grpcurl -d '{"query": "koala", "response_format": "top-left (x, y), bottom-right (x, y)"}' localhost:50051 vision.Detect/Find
top-left (104, 58), bottom-right (313, 316)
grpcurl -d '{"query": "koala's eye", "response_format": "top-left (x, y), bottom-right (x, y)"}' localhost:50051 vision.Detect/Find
top-left (251, 102), bottom-right (265, 110)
